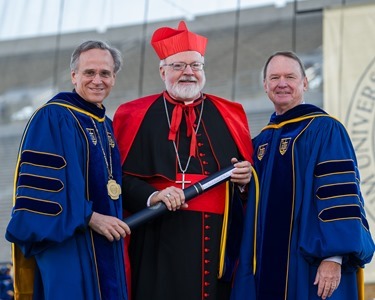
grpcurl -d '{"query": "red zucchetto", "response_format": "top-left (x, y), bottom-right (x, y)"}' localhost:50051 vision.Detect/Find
top-left (151, 21), bottom-right (208, 59)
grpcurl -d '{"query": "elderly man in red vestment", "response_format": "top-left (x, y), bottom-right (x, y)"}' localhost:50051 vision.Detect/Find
top-left (113, 21), bottom-right (253, 300)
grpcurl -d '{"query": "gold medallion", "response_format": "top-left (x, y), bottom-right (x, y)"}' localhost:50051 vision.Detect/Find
top-left (107, 179), bottom-right (121, 200)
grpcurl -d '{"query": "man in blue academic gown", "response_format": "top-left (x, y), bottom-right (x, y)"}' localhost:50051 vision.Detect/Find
top-left (231, 51), bottom-right (375, 300)
top-left (6, 40), bottom-right (130, 300)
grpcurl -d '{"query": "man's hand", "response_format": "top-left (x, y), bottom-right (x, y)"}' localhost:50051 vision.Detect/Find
top-left (230, 158), bottom-right (252, 186)
top-left (150, 186), bottom-right (187, 211)
top-left (314, 260), bottom-right (341, 299)
top-left (89, 212), bottom-right (131, 242)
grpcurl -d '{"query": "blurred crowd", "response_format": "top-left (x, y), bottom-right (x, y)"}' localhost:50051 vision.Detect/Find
top-left (0, 264), bottom-right (13, 300)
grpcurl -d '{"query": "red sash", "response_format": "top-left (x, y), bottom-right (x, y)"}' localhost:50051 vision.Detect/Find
top-left (147, 173), bottom-right (226, 214)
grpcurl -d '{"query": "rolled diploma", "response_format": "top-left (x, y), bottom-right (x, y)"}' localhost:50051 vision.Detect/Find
top-left (124, 164), bottom-right (235, 229)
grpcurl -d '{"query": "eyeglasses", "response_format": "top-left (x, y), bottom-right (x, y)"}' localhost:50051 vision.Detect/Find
top-left (81, 70), bottom-right (113, 79)
top-left (163, 62), bottom-right (204, 71)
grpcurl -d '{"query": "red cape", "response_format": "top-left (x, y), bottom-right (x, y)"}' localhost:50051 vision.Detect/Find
top-left (113, 93), bottom-right (253, 165)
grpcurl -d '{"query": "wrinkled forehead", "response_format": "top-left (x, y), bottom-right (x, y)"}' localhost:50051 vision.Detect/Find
top-left (165, 50), bottom-right (204, 63)
top-left (266, 55), bottom-right (304, 77)
top-left (77, 49), bottom-right (115, 70)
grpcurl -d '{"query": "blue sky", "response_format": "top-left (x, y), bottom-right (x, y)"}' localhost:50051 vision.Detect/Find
top-left (0, 0), bottom-right (290, 41)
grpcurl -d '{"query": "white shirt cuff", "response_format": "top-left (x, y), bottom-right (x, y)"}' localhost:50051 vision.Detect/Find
top-left (323, 256), bottom-right (342, 265)
top-left (147, 191), bottom-right (159, 207)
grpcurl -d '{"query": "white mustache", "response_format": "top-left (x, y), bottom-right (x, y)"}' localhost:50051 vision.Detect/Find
top-left (179, 76), bottom-right (197, 82)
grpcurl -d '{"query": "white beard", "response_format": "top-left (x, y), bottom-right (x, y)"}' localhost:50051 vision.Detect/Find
top-left (167, 76), bottom-right (206, 100)
top-left (173, 84), bottom-right (201, 99)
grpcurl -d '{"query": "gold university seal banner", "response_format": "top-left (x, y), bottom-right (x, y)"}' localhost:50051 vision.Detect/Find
top-left (323, 3), bottom-right (375, 281)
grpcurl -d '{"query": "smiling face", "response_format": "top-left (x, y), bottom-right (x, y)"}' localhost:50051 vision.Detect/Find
top-left (71, 48), bottom-right (116, 106)
top-left (160, 51), bottom-right (206, 103)
top-left (263, 55), bottom-right (308, 115)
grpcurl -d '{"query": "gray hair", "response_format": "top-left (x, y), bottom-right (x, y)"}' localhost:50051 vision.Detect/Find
top-left (263, 51), bottom-right (306, 80)
top-left (70, 40), bottom-right (123, 74)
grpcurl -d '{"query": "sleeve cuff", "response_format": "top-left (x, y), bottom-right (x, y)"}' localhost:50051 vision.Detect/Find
top-left (147, 191), bottom-right (159, 207)
top-left (323, 256), bottom-right (343, 265)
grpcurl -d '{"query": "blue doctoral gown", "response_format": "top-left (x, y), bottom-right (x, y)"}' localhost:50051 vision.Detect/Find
top-left (231, 104), bottom-right (375, 300)
top-left (6, 92), bottom-right (128, 300)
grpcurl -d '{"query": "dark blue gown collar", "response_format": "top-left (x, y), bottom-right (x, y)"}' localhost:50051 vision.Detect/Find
top-left (49, 90), bottom-right (106, 119)
top-left (269, 104), bottom-right (326, 124)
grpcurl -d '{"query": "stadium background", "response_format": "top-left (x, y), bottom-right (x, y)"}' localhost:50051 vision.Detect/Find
top-left (1, 0), bottom-right (374, 297)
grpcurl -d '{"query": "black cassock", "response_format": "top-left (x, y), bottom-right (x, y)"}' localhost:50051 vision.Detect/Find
top-left (116, 93), bottom-right (250, 300)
